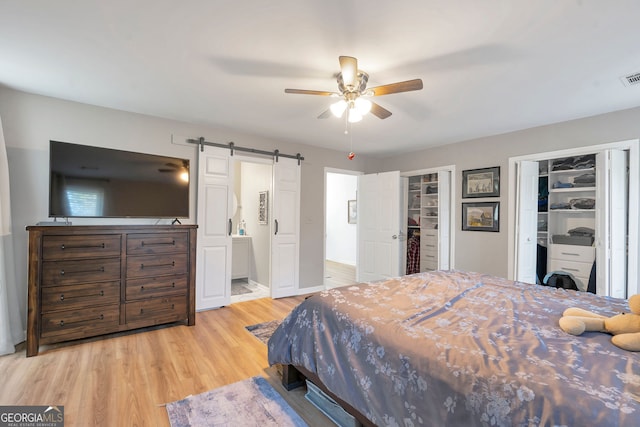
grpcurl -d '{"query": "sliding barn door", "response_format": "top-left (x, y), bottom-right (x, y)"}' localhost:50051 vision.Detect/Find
top-left (357, 171), bottom-right (402, 282)
top-left (271, 157), bottom-right (300, 298)
top-left (196, 146), bottom-right (233, 310)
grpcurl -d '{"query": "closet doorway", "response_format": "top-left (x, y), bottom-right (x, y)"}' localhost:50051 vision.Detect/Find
top-left (401, 166), bottom-right (455, 275)
top-left (230, 158), bottom-right (273, 303)
top-left (324, 168), bottom-right (360, 288)
top-left (509, 139), bottom-right (639, 298)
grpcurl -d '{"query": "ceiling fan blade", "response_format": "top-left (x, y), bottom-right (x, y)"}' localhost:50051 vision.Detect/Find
top-left (339, 56), bottom-right (358, 87)
top-left (285, 88), bottom-right (335, 96)
top-left (317, 109), bottom-right (332, 119)
top-left (370, 102), bottom-right (392, 119)
top-left (369, 79), bottom-right (423, 96)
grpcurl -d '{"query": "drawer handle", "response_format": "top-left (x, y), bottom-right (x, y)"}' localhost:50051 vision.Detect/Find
top-left (60, 266), bottom-right (105, 276)
top-left (140, 283), bottom-right (176, 292)
top-left (59, 290), bottom-right (105, 301)
top-left (560, 252), bottom-right (580, 256)
top-left (60, 243), bottom-right (106, 250)
top-left (141, 240), bottom-right (176, 247)
top-left (58, 314), bottom-right (103, 327)
top-left (140, 261), bottom-right (175, 270)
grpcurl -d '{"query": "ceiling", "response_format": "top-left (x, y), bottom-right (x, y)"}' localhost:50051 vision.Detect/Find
top-left (1, 1), bottom-right (640, 158)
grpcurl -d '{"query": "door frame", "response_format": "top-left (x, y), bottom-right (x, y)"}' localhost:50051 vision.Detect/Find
top-left (323, 167), bottom-right (363, 289)
top-left (232, 154), bottom-right (274, 293)
top-left (507, 139), bottom-right (639, 297)
top-left (401, 165), bottom-right (457, 272)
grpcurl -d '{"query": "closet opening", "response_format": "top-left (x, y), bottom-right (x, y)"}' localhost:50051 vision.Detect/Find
top-left (510, 139), bottom-right (639, 298)
top-left (401, 167), bottom-right (455, 275)
top-left (230, 158), bottom-right (273, 303)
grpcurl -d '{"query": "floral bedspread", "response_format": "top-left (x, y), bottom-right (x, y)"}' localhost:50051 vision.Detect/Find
top-left (267, 270), bottom-right (640, 427)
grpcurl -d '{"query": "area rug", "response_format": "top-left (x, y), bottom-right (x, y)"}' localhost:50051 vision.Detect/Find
top-left (166, 376), bottom-right (308, 427)
top-left (245, 319), bottom-right (282, 345)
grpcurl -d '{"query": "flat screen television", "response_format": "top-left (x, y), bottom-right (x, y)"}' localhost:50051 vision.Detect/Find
top-left (49, 140), bottom-right (190, 218)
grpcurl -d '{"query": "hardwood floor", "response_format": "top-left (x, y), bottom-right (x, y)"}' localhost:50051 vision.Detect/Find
top-left (0, 296), bottom-right (333, 426)
top-left (324, 260), bottom-right (357, 288)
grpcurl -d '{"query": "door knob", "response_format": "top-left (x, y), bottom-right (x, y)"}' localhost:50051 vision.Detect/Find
top-left (392, 235), bottom-right (398, 239)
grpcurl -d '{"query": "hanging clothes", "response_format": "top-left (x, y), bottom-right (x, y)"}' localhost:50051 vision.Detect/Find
top-left (406, 235), bottom-right (420, 274)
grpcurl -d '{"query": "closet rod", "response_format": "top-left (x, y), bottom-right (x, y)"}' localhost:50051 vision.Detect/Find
top-left (187, 137), bottom-right (304, 164)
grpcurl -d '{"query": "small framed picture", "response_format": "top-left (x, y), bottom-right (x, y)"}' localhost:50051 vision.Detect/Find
top-left (462, 201), bottom-right (499, 232)
top-left (462, 166), bottom-right (500, 198)
top-left (348, 200), bottom-right (357, 224)
top-left (258, 191), bottom-right (268, 224)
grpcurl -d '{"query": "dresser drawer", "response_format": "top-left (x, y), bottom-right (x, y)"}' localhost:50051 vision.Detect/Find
top-left (42, 258), bottom-right (121, 286)
top-left (125, 295), bottom-right (187, 326)
top-left (548, 244), bottom-right (595, 262)
top-left (422, 229), bottom-right (438, 238)
top-left (548, 258), bottom-right (593, 280)
top-left (41, 304), bottom-right (120, 339)
top-left (41, 281), bottom-right (120, 312)
top-left (125, 275), bottom-right (187, 300)
top-left (42, 235), bottom-right (121, 260)
top-left (127, 232), bottom-right (188, 255)
top-left (126, 253), bottom-right (188, 279)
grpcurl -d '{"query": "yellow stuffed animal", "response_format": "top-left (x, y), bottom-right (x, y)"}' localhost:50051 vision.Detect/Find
top-left (559, 294), bottom-right (640, 351)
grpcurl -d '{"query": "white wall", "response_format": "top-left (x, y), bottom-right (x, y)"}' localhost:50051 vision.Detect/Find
top-left (0, 87), bottom-right (373, 330)
top-left (325, 172), bottom-right (357, 265)
top-left (372, 106), bottom-right (640, 280)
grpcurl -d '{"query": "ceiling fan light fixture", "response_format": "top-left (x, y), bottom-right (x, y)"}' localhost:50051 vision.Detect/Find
top-left (354, 98), bottom-right (372, 115)
top-left (330, 100), bottom-right (347, 118)
top-left (348, 108), bottom-right (362, 123)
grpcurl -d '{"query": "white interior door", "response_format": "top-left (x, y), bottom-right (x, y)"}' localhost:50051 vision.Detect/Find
top-left (596, 150), bottom-right (628, 297)
top-left (515, 161), bottom-right (540, 284)
top-left (357, 171), bottom-right (402, 282)
top-left (196, 146), bottom-right (233, 310)
top-left (438, 170), bottom-right (452, 270)
top-left (271, 157), bottom-right (300, 298)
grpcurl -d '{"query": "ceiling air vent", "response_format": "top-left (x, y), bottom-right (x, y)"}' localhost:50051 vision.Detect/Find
top-left (621, 72), bottom-right (640, 87)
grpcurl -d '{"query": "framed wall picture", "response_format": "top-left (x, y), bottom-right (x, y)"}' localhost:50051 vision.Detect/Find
top-left (462, 166), bottom-right (500, 198)
top-left (348, 200), bottom-right (357, 224)
top-left (462, 201), bottom-right (499, 232)
top-left (258, 191), bottom-right (268, 224)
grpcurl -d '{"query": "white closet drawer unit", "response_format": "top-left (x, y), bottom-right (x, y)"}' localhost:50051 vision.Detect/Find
top-left (548, 244), bottom-right (595, 262)
top-left (547, 259), bottom-right (591, 291)
top-left (547, 243), bottom-right (594, 292)
top-left (421, 252), bottom-right (438, 271)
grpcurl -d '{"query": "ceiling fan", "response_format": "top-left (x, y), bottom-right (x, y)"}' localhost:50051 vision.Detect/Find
top-left (158, 160), bottom-right (189, 173)
top-left (285, 56), bottom-right (423, 123)
top-left (158, 160), bottom-right (190, 182)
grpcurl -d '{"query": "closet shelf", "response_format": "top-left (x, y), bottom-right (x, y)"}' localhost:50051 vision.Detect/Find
top-left (549, 187), bottom-right (595, 193)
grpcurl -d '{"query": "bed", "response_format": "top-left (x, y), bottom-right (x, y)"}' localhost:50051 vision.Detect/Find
top-left (267, 270), bottom-right (640, 427)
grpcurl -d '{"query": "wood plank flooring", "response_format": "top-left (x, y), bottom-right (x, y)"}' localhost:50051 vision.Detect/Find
top-left (0, 296), bottom-right (333, 426)
top-left (324, 260), bottom-right (357, 288)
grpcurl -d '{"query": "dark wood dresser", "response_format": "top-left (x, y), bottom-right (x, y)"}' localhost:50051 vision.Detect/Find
top-left (26, 224), bottom-right (197, 357)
